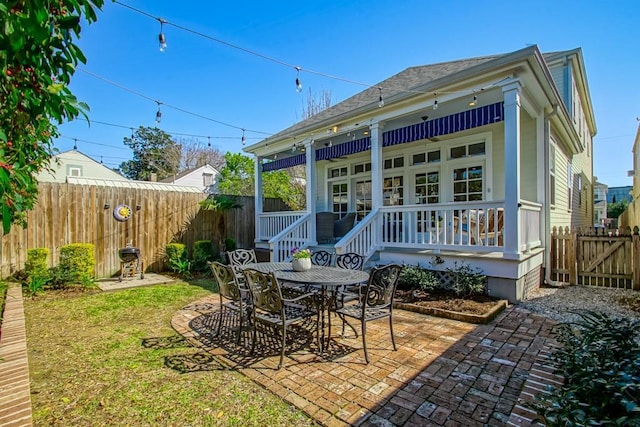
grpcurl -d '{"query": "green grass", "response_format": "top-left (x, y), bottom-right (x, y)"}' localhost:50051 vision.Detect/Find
top-left (25, 282), bottom-right (316, 426)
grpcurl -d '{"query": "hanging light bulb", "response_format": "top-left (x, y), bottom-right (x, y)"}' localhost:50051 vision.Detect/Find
top-left (274, 153), bottom-right (278, 160)
top-left (295, 66), bottom-right (302, 93)
top-left (73, 138), bottom-right (78, 150)
top-left (155, 102), bottom-right (162, 124)
top-left (291, 144), bottom-right (297, 153)
top-left (158, 19), bottom-right (167, 52)
top-left (469, 95), bottom-right (477, 107)
top-left (100, 156), bottom-right (103, 164)
top-left (207, 136), bottom-right (211, 147)
top-left (378, 87), bottom-right (384, 108)
top-left (241, 129), bottom-right (246, 145)
top-left (130, 128), bottom-right (135, 140)
top-left (433, 93), bottom-right (438, 110)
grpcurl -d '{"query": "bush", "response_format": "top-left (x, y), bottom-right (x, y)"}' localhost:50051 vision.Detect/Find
top-left (534, 310), bottom-right (640, 426)
top-left (25, 248), bottom-right (50, 280)
top-left (59, 243), bottom-right (95, 286)
top-left (192, 240), bottom-right (213, 272)
top-left (397, 265), bottom-right (439, 292)
top-left (446, 261), bottom-right (485, 297)
top-left (166, 243), bottom-right (190, 276)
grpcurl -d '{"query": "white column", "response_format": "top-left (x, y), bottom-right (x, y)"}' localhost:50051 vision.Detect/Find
top-left (254, 155), bottom-right (263, 244)
top-left (370, 121), bottom-right (384, 209)
top-left (502, 80), bottom-right (522, 257)
top-left (304, 139), bottom-right (317, 242)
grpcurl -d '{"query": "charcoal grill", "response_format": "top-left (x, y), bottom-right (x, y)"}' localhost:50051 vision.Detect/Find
top-left (118, 245), bottom-right (145, 281)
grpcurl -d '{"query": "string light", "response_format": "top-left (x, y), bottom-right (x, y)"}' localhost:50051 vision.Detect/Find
top-left (378, 87), bottom-right (384, 108)
top-left (207, 136), bottom-right (211, 147)
top-left (241, 129), bottom-right (246, 145)
top-left (100, 156), bottom-right (104, 164)
top-left (155, 101), bottom-right (162, 123)
top-left (158, 18), bottom-right (167, 52)
top-left (73, 138), bottom-right (78, 150)
top-left (295, 67), bottom-right (302, 93)
top-left (433, 93), bottom-right (438, 110)
top-left (469, 95), bottom-right (477, 107)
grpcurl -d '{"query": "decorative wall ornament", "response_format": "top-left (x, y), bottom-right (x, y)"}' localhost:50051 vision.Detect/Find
top-left (113, 204), bottom-right (133, 222)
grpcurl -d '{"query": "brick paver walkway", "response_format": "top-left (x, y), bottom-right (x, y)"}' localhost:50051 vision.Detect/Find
top-left (172, 296), bottom-right (560, 426)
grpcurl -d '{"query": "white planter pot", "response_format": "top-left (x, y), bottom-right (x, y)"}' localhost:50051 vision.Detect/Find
top-left (292, 257), bottom-right (312, 272)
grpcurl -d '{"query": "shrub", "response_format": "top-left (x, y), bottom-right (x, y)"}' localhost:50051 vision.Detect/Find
top-left (59, 243), bottom-right (95, 286)
top-left (26, 275), bottom-right (48, 297)
top-left (192, 240), bottom-right (213, 272)
top-left (166, 243), bottom-right (187, 263)
top-left (446, 261), bottom-right (485, 297)
top-left (397, 265), bottom-right (439, 292)
top-left (533, 310), bottom-right (640, 426)
top-left (224, 237), bottom-right (237, 252)
top-left (25, 248), bottom-right (50, 280)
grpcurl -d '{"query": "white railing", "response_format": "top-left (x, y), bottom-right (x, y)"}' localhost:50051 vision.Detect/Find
top-left (268, 213), bottom-right (312, 262)
top-left (258, 211), bottom-right (306, 241)
top-left (335, 209), bottom-right (380, 261)
top-left (379, 201), bottom-right (506, 252)
top-left (519, 200), bottom-right (542, 252)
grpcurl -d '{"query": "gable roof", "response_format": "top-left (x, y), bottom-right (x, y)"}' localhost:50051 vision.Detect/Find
top-left (159, 163), bottom-right (219, 183)
top-left (37, 149), bottom-right (128, 183)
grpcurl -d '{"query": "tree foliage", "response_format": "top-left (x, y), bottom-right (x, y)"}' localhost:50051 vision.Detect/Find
top-left (117, 126), bottom-right (181, 181)
top-left (0, 0), bottom-right (103, 233)
top-left (607, 199), bottom-right (629, 219)
top-left (217, 152), bottom-right (305, 210)
top-left (179, 138), bottom-right (226, 171)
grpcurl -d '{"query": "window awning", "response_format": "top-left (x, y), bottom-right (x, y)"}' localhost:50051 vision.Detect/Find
top-left (261, 102), bottom-right (504, 172)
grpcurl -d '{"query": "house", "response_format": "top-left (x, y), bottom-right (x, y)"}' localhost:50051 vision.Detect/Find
top-left (619, 123), bottom-right (640, 228)
top-left (593, 181), bottom-right (608, 227)
top-left (243, 45), bottom-right (596, 302)
top-left (160, 163), bottom-right (220, 193)
top-left (606, 186), bottom-right (633, 204)
top-left (37, 149), bottom-right (128, 183)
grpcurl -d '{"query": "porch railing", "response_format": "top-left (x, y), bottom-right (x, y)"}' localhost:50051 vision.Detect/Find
top-left (335, 209), bottom-right (379, 261)
top-left (519, 200), bottom-right (542, 252)
top-left (268, 213), bottom-right (312, 262)
top-left (258, 211), bottom-right (306, 241)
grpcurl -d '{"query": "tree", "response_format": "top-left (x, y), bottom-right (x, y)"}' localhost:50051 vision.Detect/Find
top-left (117, 126), bottom-right (181, 181)
top-left (0, 0), bottom-right (104, 233)
top-left (607, 200), bottom-right (629, 219)
top-left (180, 139), bottom-right (226, 171)
top-left (300, 88), bottom-right (333, 120)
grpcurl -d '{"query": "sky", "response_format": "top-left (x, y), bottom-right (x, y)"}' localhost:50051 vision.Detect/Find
top-left (55, 0), bottom-right (640, 187)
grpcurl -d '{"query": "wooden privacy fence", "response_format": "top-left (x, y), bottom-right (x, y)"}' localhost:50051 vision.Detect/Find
top-left (550, 226), bottom-right (640, 289)
top-left (0, 182), bottom-right (288, 278)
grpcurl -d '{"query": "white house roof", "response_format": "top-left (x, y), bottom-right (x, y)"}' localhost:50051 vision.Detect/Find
top-left (66, 176), bottom-right (203, 192)
top-left (37, 149), bottom-right (128, 183)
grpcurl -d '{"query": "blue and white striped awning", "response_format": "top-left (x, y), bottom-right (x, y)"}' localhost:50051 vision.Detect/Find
top-left (261, 102), bottom-right (504, 171)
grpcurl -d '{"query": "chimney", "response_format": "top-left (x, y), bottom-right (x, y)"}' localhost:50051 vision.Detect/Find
top-left (149, 172), bottom-right (157, 182)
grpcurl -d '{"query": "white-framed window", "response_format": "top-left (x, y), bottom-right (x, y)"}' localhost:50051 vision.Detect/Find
top-left (331, 182), bottom-right (348, 216)
top-left (67, 165), bottom-right (82, 177)
top-left (449, 141), bottom-right (485, 160)
top-left (415, 171), bottom-right (439, 204)
top-left (329, 166), bottom-right (348, 178)
top-left (383, 176), bottom-right (404, 206)
top-left (384, 156), bottom-right (404, 170)
top-left (355, 179), bottom-right (372, 220)
top-left (452, 165), bottom-right (483, 201)
top-left (412, 149), bottom-right (440, 166)
top-left (352, 162), bottom-right (371, 175)
top-left (549, 144), bottom-right (556, 206)
top-left (203, 173), bottom-right (214, 187)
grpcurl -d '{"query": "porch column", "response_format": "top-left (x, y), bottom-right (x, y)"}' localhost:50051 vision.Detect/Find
top-left (254, 155), bottom-right (263, 244)
top-left (502, 80), bottom-right (522, 257)
top-left (370, 121), bottom-right (384, 209)
top-left (304, 139), bottom-right (317, 242)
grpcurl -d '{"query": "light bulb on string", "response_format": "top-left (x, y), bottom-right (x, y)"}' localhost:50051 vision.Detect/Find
top-left (241, 129), bottom-right (246, 145)
top-left (378, 87), bottom-right (384, 108)
top-left (155, 101), bottom-right (162, 124)
top-left (469, 94), bottom-right (477, 107)
top-left (433, 93), bottom-right (438, 110)
top-left (73, 138), bottom-right (78, 150)
top-left (100, 156), bottom-right (103, 164)
top-left (295, 67), bottom-right (302, 93)
top-left (207, 136), bottom-right (211, 147)
top-left (158, 18), bottom-right (167, 52)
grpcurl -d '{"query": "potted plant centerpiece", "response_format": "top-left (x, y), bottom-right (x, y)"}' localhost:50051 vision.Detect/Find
top-left (291, 248), bottom-right (312, 272)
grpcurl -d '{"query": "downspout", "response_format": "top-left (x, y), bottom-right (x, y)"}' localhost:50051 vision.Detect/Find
top-left (544, 105), bottom-right (560, 286)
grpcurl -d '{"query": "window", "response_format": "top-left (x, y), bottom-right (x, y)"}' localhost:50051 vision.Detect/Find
top-left (67, 166), bottom-right (82, 177)
top-left (450, 142), bottom-right (485, 159)
top-left (415, 172), bottom-right (439, 204)
top-left (412, 153), bottom-right (426, 165)
top-left (453, 166), bottom-right (483, 201)
top-left (427, 150), bottom-right (441, 163)
top-left (412, 150), bottom-right (440, 165)
top-left (353, 162), bottom-right (371, 175)
top-left (331, 183), bottom-right (348, 215)
top-left (384, 156), bottom-right (404, 169)
top-left (203, 173), bottom-right (214, 187)
top-left (383, 176), bottom-right (404, 206)
top-left (355, 180), bottom-right (372, 220)
top-left (550, 145), bottom-right (556, 206)
top-left (330, 167), bottom-right (347, 178)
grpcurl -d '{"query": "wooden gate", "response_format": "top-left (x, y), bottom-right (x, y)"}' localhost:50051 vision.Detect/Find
top-left (550, 227), bottom-right (640, 290)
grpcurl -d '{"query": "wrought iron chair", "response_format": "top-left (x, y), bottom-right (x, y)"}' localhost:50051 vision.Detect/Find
top-left (311, 250), bottom-right (333, 267)
top-left (227, 248), bottom-right (258, 284)
top-left (334, 264), bottom-right (403, 363)
top-left (334, 252), bottom-right (366, 335)
top-left (335, 252), bottom-right (364, 270)
top-left (208, 261), bottom-right (252, 344)
top-left (242, 268), bottom-right (318, 369)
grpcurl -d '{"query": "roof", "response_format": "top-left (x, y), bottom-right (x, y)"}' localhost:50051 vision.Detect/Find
top-left (159, 164), bottom-right (219, 183)
top-left (66, 176), bottom-right (203, 192)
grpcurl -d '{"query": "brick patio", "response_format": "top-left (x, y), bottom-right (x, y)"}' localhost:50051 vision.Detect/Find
top-left (172, 296), bottom-right (560, 426)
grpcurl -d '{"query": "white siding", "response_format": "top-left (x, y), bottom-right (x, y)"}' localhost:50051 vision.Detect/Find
top-left (36, 150), bottom-right (127, 183)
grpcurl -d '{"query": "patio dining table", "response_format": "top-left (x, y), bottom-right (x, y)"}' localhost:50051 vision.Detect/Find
top-left (244, 262), bottom-right (369, 352)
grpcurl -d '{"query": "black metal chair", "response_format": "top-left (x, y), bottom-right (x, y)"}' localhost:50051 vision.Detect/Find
top-left (335, 252), bottom-right (364, 270)
top-left (242, 268), bottom-right (318, 369)
top-left (311, 250), bottom-right (333, 267)
top-left (334, 252), bottom-right (366, 335)
top-left (208, 261), bottom-right (251, 344)
top-left (334, 264), bottom-right (403, 363)
top-left (227, 248), bottom-right (257, 284)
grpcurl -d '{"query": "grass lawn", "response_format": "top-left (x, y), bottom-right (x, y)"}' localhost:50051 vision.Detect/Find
top-left (24, 280), bottom-right (316, 426)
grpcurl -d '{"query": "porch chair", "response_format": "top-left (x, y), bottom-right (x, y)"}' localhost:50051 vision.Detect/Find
top-left (461, 208), bottom-right (504, 245)
top-left (316, 212), bottom-right (337, 244)
top-left (334, 263), bottom-right (403, 363)
top-left (334, 212), bottom-right (357, 240)
top-left (242, 268), bottom-right (318, 369)
top-left (208, 261), bottom-right (252, 344)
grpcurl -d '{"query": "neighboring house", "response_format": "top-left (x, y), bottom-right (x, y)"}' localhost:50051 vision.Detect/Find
top-left (36, 149), bottom-right (128, 183)
top-left (243, 45), bottom-right (596, 302)
top-left (593, 181), bottom-right (608, 227)
top-left (160, 164), bottom-right (220, 193)
top-left (619, 124), bottom-right (640, 228)
top-left (606, 186), bottom-right (633, 204)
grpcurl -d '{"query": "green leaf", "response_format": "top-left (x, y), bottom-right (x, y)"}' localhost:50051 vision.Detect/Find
top-left (0, 129), bottom-right (6, 142)
top-left (58, 15), bottom-right (81, 29)
top-left (47, 83), bottom-right (65, 94)
top-left (2, 204), bottom-right (11, 234)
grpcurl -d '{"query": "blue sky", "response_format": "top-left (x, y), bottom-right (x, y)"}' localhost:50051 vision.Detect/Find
top-left (56, 0), bottom-right (639, 187)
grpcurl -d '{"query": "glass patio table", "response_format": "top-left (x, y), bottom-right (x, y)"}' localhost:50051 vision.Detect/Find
top-left (244, 262), bottom-right (369, 352)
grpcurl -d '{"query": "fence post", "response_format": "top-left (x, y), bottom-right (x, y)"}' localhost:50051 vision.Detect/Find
top-left (568, 227), bottom-right (577, 285)
top-left (633, 229), bottom-right (640, 290)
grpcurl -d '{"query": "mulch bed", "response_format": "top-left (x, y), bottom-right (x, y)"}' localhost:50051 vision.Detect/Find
top-left (395, 289), bottom-right (503, 316)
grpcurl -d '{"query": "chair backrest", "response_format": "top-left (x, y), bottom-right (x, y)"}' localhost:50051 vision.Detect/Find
top-left (228, 249), bottom-right (257, 267)
top-left (334, 212), bottom-right (356, 238)
top-left (316, 212), bottom-right (337, 243)
top-left (242, 268), bottom-right (284, 314)
top-left (335, 252), bottom-right (364, 270)
top-left (311, 250), bottom-right (333, 267)
top-left (362, 264), bottom-right (403, 308)
top-left (209, 261), bottom-right (242, 301)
